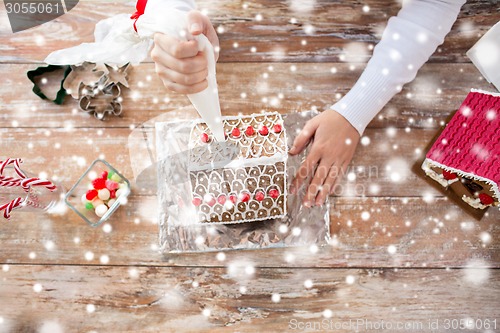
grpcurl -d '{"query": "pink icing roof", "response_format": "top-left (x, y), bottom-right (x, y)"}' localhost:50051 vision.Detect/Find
top-left (426, 90), bottom-right (500, 185)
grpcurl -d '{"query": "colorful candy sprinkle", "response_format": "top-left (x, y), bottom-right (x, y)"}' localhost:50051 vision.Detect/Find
top-left (273, 124), bottom-right (282, 133)
top-left (217, 195), bottom-right (226, 205)
top-left (95, 204), bottom-right (108, 217)
top-left (92, 177), bottom-right (106, 190)
top-left (245, 126), bottom-right (255, 136)
top-left (229, 194), bottom-right (238, 204)
top-left (259, 125), bottom-right (269, 136)
top-left (239, 192), bottom-right (251, 203)
top-left (192, 197), bottom-right (202, 206)
top-left (442, 170), bottom-right (457, 180)
top-left (86, 189), bottom-right (98, 201)
top-left (98, 188), bottom-right (110, 201)
top-left (478, 193), bottom-right (494, 205)
top-left (110, 173), bottom-right (121, 182)
top-left (115, 188), bottom-right (125, 198)
top-left (201, 133), bottom-right (210, 143)
top-left (204, 194), bottom-right (216, 207)
top-left (92, 199), bottom-right (104, 208)
top-left (105, 179), bottom-right (119, 191)
top-left (255, 191), bottom-right (265, 201)
top-left (269, 189), bottom-right (280, 199)
top-left (231, 127), bottom-right (241, 138)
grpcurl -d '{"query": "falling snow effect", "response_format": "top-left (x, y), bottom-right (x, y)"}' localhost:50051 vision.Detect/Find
top-left (39, 320), bottom-right (64, 333)
top-left (463, 259), bottom-right (491, 286)
top-left (0, 1), bottom-right (497, 330)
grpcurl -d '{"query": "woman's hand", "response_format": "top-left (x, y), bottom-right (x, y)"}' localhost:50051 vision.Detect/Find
top-left (289, 109), bottom-right (360, 207)
top-left (150, 10), bottom-right (219, 94)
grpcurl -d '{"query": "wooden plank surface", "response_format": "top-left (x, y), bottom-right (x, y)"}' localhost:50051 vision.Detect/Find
top-left (1, 0), bottom-right (499, 331)
top-left (0, 266), bottom-right (498, 332)
top-left (0, 0), bottom-right (497, 63)
top-left (0, 197), bottom-right (498, 267)
top-left (0, 63), bottom-right (495, 129)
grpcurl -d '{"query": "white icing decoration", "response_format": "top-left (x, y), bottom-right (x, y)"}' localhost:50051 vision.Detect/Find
top-left (422, 158), bottom-right (499, 203)
top-left (188, 112), bottom-right (288, 224)
top-left (462, 195), bottom-right (488, 209)
top-left (470, 88), bottom-right (500, 97)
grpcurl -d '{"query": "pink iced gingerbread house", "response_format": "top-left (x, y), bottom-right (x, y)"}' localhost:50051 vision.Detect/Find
top-left (422, 89), bottom-right (499, 209)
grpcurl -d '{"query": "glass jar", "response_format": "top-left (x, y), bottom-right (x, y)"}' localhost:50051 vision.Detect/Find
top-left (65, 159), bottom-right (130, 227)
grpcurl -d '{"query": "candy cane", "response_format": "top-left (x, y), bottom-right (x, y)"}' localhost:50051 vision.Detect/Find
top-left (0, 197), bottom-right (24, 219)
top-left (0, 158), bottom-right (26, 178)
top-left (20, 177), bottom-right (57, 192)
top-left (0, 158), bottom-right (57, 220)
top-left (0, 180), bottom-right (23, 188)
top-left (0, 175), bottom-right (25, 187)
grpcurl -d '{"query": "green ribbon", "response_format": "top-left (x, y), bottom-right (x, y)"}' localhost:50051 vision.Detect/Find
top-left (27, 65), bottom-right (72, 105)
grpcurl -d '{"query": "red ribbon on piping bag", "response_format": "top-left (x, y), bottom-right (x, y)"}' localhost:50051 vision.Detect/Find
top-left (130, 0), bottom-right (148, 32)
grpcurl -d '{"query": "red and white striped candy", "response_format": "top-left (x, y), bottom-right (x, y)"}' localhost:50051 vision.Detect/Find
top-left (0, 157), bottom-right (57, 220)
top-left (0, 180), bottom-right (22, 188)
top-left (20, 177), bottom-right (57, 192)
top-left (0, 197), bottom-right (24, 219)
top-left (0, 158), bottom-right (26, 178)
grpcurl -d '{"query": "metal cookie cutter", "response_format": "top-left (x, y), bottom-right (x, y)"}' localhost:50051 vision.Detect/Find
top-left (78, 78), bottom-right (123, 120)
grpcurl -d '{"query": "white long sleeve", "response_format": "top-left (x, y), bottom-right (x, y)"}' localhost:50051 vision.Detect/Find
top-left (332, 0), bottom-right (466, 135)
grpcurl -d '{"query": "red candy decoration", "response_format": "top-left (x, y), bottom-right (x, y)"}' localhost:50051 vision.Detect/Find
top-left (245, 126), bottom-right (255, 136)
top-left (86, 189), bottom-right (98, 201)
top-left (101, 171), bottom-right (108, 179)
top-left (269, 188), bottom-right (279, 199)
top-left (255, 191), bottom-right (265, 201)
top-left (217, 195), bottom-right (226, 205)
top-left (110, 190), bottom-right (116, 199)
top-left (442, 170), bottom-right (457, 180)
top-left (478, 193), bottom-right (494, 205)
top-left (192, 197), bottom-right (202, 206)
top-left (259, 125), bottom-right (269, 136)
top-left (231, 128), bottom-right (241, 138)
top-left (273, 124), bottom-right (282, 133)
top-left (201, 133), bottom-right (210, 143)
top-left (239, 192), bottom-right (251, 202)
top-left (92, 177), bottom-right (106, 190)
top-left (229, 194), bottom-right (238, 204)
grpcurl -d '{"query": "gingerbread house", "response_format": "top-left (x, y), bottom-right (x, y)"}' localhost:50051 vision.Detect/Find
top-left (188, 112), bottom-right (288, 223)
top-left (422, 89), bottom-right (499, 209)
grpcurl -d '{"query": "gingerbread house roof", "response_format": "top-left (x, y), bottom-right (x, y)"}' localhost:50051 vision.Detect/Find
top-left (426, 89), bottom-right (500, 187)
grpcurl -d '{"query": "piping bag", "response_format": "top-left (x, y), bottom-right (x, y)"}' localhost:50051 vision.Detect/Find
top-left (156, 18), bottom-right (225, 142)
top-left (44, 1), bottom-right (225, 141)
top-left (139, 10), bottom-right (225, 141)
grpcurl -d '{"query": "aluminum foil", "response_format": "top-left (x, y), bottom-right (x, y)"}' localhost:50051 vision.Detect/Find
top-left (154, 110), bottom-right (330, 253)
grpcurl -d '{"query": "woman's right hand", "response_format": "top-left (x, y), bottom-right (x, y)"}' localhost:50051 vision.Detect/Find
top-left (150, 10), bottom-right (219, 94)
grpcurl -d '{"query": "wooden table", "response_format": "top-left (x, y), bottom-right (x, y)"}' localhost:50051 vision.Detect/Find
top-left (1, 1), bottom-right (499, 332)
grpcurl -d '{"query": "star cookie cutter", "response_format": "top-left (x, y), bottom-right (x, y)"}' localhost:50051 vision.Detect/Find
top-left (78, 76), bottom-right (123, 120)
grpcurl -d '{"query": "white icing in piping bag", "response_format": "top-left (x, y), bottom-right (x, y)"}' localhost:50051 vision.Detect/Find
top-left (136, 7), bottom-right (225, 142)
top-left (136, 6), bottom-right (225, 142)
top-left (185, 35), bottom-right (225, 142)
top-left (44, 0), bottom-right (225, 141)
